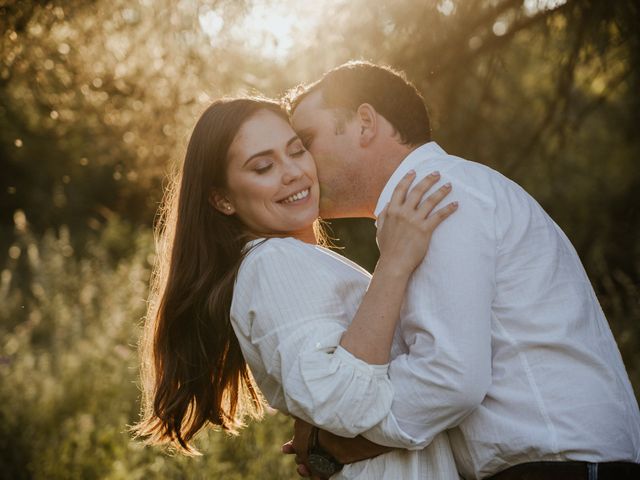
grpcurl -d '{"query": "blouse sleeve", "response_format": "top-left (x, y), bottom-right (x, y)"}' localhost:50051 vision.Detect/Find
top-left (231, 239), bottom-right (395, 438)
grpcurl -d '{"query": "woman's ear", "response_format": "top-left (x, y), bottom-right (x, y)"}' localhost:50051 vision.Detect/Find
top-left (209, 190), bottom-right (236, 215)
top-left (356, 103), bottom-right (377, 147)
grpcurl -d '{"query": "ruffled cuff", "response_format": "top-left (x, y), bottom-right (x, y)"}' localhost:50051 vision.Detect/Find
top-left (284, 338), bottom-right (395, 437)
top-left (332, 345), bottom-right (390, 376)
top-left (362, 411), bottom-right (428, 450)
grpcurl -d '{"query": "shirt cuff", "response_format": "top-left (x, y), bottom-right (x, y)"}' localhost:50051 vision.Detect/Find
top-left (333, 345), bottom-right (390, 376)
top-left (287, 342), bottom-right (395, 437)
top-left (362, 410), bottom-right (428, 450)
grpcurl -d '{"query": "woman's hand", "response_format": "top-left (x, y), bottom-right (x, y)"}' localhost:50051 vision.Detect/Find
top-left (377, 170), bottom-right (457, 276)
top-left (340, 170), bottom-right (457, 365)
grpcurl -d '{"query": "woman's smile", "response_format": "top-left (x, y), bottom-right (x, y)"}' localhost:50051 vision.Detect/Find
top-left (278, 187), bottom-right (311, 205)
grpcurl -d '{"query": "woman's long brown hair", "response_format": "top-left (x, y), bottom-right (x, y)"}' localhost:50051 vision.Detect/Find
top-left (132, 98), bottom-right (290, 454)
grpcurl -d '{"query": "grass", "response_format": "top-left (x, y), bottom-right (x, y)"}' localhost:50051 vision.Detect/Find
top-left (0, 216), bottom-right (297, 480)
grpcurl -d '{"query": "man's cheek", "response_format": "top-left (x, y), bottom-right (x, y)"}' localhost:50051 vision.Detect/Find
top-left (318, 182), bottom-right (331, 200)
top-left (314, 154), bottom-right (339, 182)
top-left (318, 180), bottom-right (341, 216)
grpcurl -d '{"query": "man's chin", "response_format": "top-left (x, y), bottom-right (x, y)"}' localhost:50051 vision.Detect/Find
top-left (318, 197), bottom-right (346, 219)
top-left (319, 195), bottom-right (375, 219)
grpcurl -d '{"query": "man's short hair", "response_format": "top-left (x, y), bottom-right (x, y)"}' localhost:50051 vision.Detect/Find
top-left (285, 60), bottom-right (431, 145)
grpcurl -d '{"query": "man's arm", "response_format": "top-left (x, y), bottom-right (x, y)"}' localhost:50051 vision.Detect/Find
top-left (363, 172), bottom-right (497, 449)
top-left (317, 430), bottom-right (393, 465)
top-left (283, 417), bottom-right (393, 478)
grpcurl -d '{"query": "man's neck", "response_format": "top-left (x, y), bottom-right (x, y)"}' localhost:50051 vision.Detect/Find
top-left (363, 142), bottom-right (419, 218)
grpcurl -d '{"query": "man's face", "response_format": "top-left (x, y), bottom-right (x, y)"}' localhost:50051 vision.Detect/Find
top-left (290, 91), bottom-right (362, 218)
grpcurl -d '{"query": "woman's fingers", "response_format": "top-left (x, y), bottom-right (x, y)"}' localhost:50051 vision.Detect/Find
top-left (389, 170), bottom-right (416, 207)
top-left (426, 202), bottom-right (459, 229)
top-left (405, 171), bottom-right (441, 209)
top-left (417, 182), bottom-right (452, 218)
top-left (376, 170), bottom-right (459, 273)
top-left (386, 171), bottom-right (457, 232)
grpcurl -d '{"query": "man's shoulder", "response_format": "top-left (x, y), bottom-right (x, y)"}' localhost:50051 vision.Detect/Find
top-left (415, 153), bottom-right (499, 206)
top-left (415, 149), bottom-right (523, 207)
top-left (430, 151), bottom-right (503, 182)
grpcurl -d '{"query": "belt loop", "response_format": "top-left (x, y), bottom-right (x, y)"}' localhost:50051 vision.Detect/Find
top-left (587, 463), bottom-right (598, 480)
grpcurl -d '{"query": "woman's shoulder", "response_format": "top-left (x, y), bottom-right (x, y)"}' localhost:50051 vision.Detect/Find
top-left (243, 236), bottom-right (312, 262)
top-left (239, 237), bottom-right (371, 280)
top-left (238, 237), bottom-right (315, 277)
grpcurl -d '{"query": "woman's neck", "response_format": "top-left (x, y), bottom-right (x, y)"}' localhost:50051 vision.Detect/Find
top-left (247, 225), bottom-right (318, 245)
top-left (293, 226), bottom-right (318, 244)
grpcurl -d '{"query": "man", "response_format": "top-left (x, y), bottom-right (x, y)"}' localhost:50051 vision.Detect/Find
top-left (282, 61), bottom-right (640, 479)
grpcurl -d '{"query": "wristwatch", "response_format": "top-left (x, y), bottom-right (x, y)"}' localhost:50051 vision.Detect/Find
top-left (307, 426), bottom-right (344, 479)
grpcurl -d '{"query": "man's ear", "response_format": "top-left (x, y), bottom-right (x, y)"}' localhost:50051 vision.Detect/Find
top-left (356, 103), bottom-right (377, 147)
top-left (209, 190), bottom-right (235, 215)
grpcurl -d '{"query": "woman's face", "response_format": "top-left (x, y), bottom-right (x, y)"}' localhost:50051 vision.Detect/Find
top-left (217, 109), bottom-right (320, 240)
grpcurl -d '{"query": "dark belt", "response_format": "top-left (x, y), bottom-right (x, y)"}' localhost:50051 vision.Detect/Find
top-left (487, 461), bottom-right (640, 480)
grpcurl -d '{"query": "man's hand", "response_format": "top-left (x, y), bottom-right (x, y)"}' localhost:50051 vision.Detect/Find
top-left (282, 418), bottom-right (315, 477)
top-left (316, 429), bottom-right (394, 465)
top-left (282, 418), bottom-right (395, 478)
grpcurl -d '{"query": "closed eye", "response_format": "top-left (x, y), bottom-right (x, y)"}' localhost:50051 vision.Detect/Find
top-left (254, 163), bottom-right (273, 174)
top-left (299, 135), bottom-right (313, 149)
top-left (290, 149), bottom-right (306, 158)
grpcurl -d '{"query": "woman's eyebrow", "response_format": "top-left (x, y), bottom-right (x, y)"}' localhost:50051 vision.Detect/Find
top-left (243, 136), bottom-right (300, 166)
top-left (243, 149), bottom-right (273, 166)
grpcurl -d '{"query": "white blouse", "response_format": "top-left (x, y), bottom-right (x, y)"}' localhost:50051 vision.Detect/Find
top-left (230, 236), bottom-right (459, 479)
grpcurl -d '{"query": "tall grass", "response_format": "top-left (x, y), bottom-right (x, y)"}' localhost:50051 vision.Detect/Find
top-left (0, 213), bottom-right (296, 480)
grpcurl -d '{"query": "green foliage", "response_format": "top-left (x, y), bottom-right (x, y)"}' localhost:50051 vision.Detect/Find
top-left (0, 217), bottom-right (297, 479)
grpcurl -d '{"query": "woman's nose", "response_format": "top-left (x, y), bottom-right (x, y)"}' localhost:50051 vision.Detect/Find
top-left (281, 159), bottom-right (303, 184)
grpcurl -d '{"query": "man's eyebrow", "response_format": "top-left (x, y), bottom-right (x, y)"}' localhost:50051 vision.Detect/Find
top-left (243, 135), bottom-right (300, 167)
top-left (286, 135), bottom-right (300, 147)
top-left (296, 128), bottom-right (315, 139)
top-left (296, 128), bottom-right (315, 144)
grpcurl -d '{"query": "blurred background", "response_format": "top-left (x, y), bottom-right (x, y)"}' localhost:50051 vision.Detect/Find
top-left (1, 0), bottom-right (638, 478)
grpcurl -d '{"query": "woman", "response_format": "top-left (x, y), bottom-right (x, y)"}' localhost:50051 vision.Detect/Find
top-left (134, 97), bottom-right (459, 478)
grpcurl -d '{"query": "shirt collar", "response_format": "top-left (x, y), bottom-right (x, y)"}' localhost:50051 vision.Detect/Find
top-left (374, 141), bottom-right (447, 219)
top-left (242, 237), bottom-right (266, 253)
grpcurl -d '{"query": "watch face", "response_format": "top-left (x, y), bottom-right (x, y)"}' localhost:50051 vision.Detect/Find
top-left (308, 452), bottom-right (339, 477)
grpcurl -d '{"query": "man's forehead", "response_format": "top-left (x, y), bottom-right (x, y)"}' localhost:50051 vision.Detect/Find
top-left (291, 90), bottom-right (324, 127)
top-left (299, 89), bottom-right (324, 109)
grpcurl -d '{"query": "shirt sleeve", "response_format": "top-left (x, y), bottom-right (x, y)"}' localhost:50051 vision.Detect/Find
top-left (363, 168), bottom-right (496, 449)
top-left (231, 239), bottom-right (395, 438)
